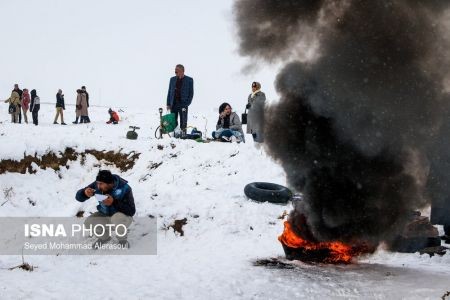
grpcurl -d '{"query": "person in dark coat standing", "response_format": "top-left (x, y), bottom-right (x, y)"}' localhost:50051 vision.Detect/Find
top-left (54, 89), bottom-right (66, 125)
top-left (30, 89), bottom-right (40, 126)
top-left (166, 64), bottom-right (194, 135)
top-left (76, 170), bottom-right (135, 248)
top-left (13, 84), bottom-right (23, 123)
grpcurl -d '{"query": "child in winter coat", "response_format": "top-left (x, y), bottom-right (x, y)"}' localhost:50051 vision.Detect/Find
top-left (106, 108), bottom-right (120, 124)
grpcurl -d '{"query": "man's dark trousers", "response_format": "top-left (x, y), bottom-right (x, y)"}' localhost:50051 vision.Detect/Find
top-left (171, 102), bottom-right (188, 131)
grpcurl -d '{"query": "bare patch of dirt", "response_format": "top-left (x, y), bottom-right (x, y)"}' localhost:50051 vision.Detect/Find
top-left (167, 218), bottom-right (188, 236)
top-left (85, 150), bottom-right (140, 172)
top-left (0, 148), bottom-right (140, 174)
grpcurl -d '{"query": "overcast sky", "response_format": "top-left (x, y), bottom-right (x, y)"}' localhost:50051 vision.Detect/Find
top-left (0, 0), bottom-right (279, 113)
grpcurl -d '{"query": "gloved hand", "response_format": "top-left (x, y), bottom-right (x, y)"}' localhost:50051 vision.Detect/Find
top-left (246, 103), bottom-right (251, 109)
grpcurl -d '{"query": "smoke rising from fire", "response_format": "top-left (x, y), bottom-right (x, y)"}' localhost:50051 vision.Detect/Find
top-left (234, 1), bottom-right (450, 245)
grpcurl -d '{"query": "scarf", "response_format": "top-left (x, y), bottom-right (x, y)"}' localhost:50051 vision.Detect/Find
top-left (251, 89), bottom-right (261, 99)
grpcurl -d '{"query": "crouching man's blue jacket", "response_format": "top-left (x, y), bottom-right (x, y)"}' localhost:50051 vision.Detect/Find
top-left (76, 175), bottom-right (136, 217)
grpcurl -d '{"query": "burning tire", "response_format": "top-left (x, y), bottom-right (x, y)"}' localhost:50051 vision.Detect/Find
top-left (244, 182), bottom-right (292, 204)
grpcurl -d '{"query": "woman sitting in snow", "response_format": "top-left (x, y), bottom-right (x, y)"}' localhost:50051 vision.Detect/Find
top-left (212, 102), bottom-right (245, 143)
top-left (106, 108), bottom-right (120, 124)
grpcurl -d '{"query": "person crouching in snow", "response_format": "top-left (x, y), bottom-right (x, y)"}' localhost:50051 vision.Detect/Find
top-left (212, 102), bottom-right (245, 143)
top-left (75, 170), bottom-right (135, 249)
top-left (106, 108), bottom-right (119, 124)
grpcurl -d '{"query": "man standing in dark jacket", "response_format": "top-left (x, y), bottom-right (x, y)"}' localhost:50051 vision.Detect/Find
top-left (76, 170), bottom-right (135, 248)
top-left (54, 89), bottom-right (66, 125)
top-left (166, 64), bottom-right (194, 135)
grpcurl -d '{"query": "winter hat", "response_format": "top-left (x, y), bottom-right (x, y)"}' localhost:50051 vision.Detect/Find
top-left (108, 108), bottom-right (113, 114)
top-left (252, 82), bottom-right (261, 89)
top-left (219, 102), bottom-right (231, 114)
top-left (96, 170), bottom-right (114, 184)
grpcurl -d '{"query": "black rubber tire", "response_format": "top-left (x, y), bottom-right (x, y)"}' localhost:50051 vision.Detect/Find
top-left (244, 182), bottom-right (292, 204)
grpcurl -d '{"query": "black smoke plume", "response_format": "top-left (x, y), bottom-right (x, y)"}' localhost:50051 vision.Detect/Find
top-left (234, 1), bottom-right (450, 246)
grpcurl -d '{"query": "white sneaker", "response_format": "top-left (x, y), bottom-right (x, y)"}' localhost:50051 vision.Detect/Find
top-left (221, 136), bottom-right (231, 142)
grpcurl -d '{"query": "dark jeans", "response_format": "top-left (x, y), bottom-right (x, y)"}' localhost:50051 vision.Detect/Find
top-left (32, 110), bottom-right (39, 125)
top-left (212, 129), bottom-right (234, 139)
top-left (18, 105), bottom-right (22, 123)
top-left (171, 103), bottom-right (188, 130)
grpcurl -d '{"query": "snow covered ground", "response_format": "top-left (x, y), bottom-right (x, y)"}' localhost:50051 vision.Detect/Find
top-left (0, 104), bottom-right (449, 300)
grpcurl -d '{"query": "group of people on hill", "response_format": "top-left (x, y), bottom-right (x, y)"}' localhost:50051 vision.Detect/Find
top-left (2, 84), bottom-right (94, 126)
top-left (2, 85), bottom-right (121, 126)
top-left (3, 84), bottom-right (40, 125)
top-left (166, 64), bottom-right (266, 143)
top-left (55, 86), bottom-right (92, 125)
top-left (4, 64), bottom-right (265, 142)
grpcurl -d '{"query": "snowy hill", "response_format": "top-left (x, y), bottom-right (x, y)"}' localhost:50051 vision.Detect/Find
top-left (0, 104), bottom-right (449, 299)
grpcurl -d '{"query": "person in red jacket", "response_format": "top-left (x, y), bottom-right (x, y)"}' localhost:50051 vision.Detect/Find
top-left (106, 108), bottom-right (120, 124)
top-left (21, 89), bottom-right (30, 124)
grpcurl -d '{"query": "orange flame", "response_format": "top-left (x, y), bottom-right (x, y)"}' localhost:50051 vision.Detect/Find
top-left (278, 221), bottom-right (355, 263)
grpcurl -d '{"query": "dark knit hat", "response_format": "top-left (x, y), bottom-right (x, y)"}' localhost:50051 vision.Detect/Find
top-left (96, 170), bottom-right (114, 184)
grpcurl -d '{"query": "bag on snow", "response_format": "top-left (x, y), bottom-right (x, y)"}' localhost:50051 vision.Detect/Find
top-left (161, 113), bottom-right (176, 133)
